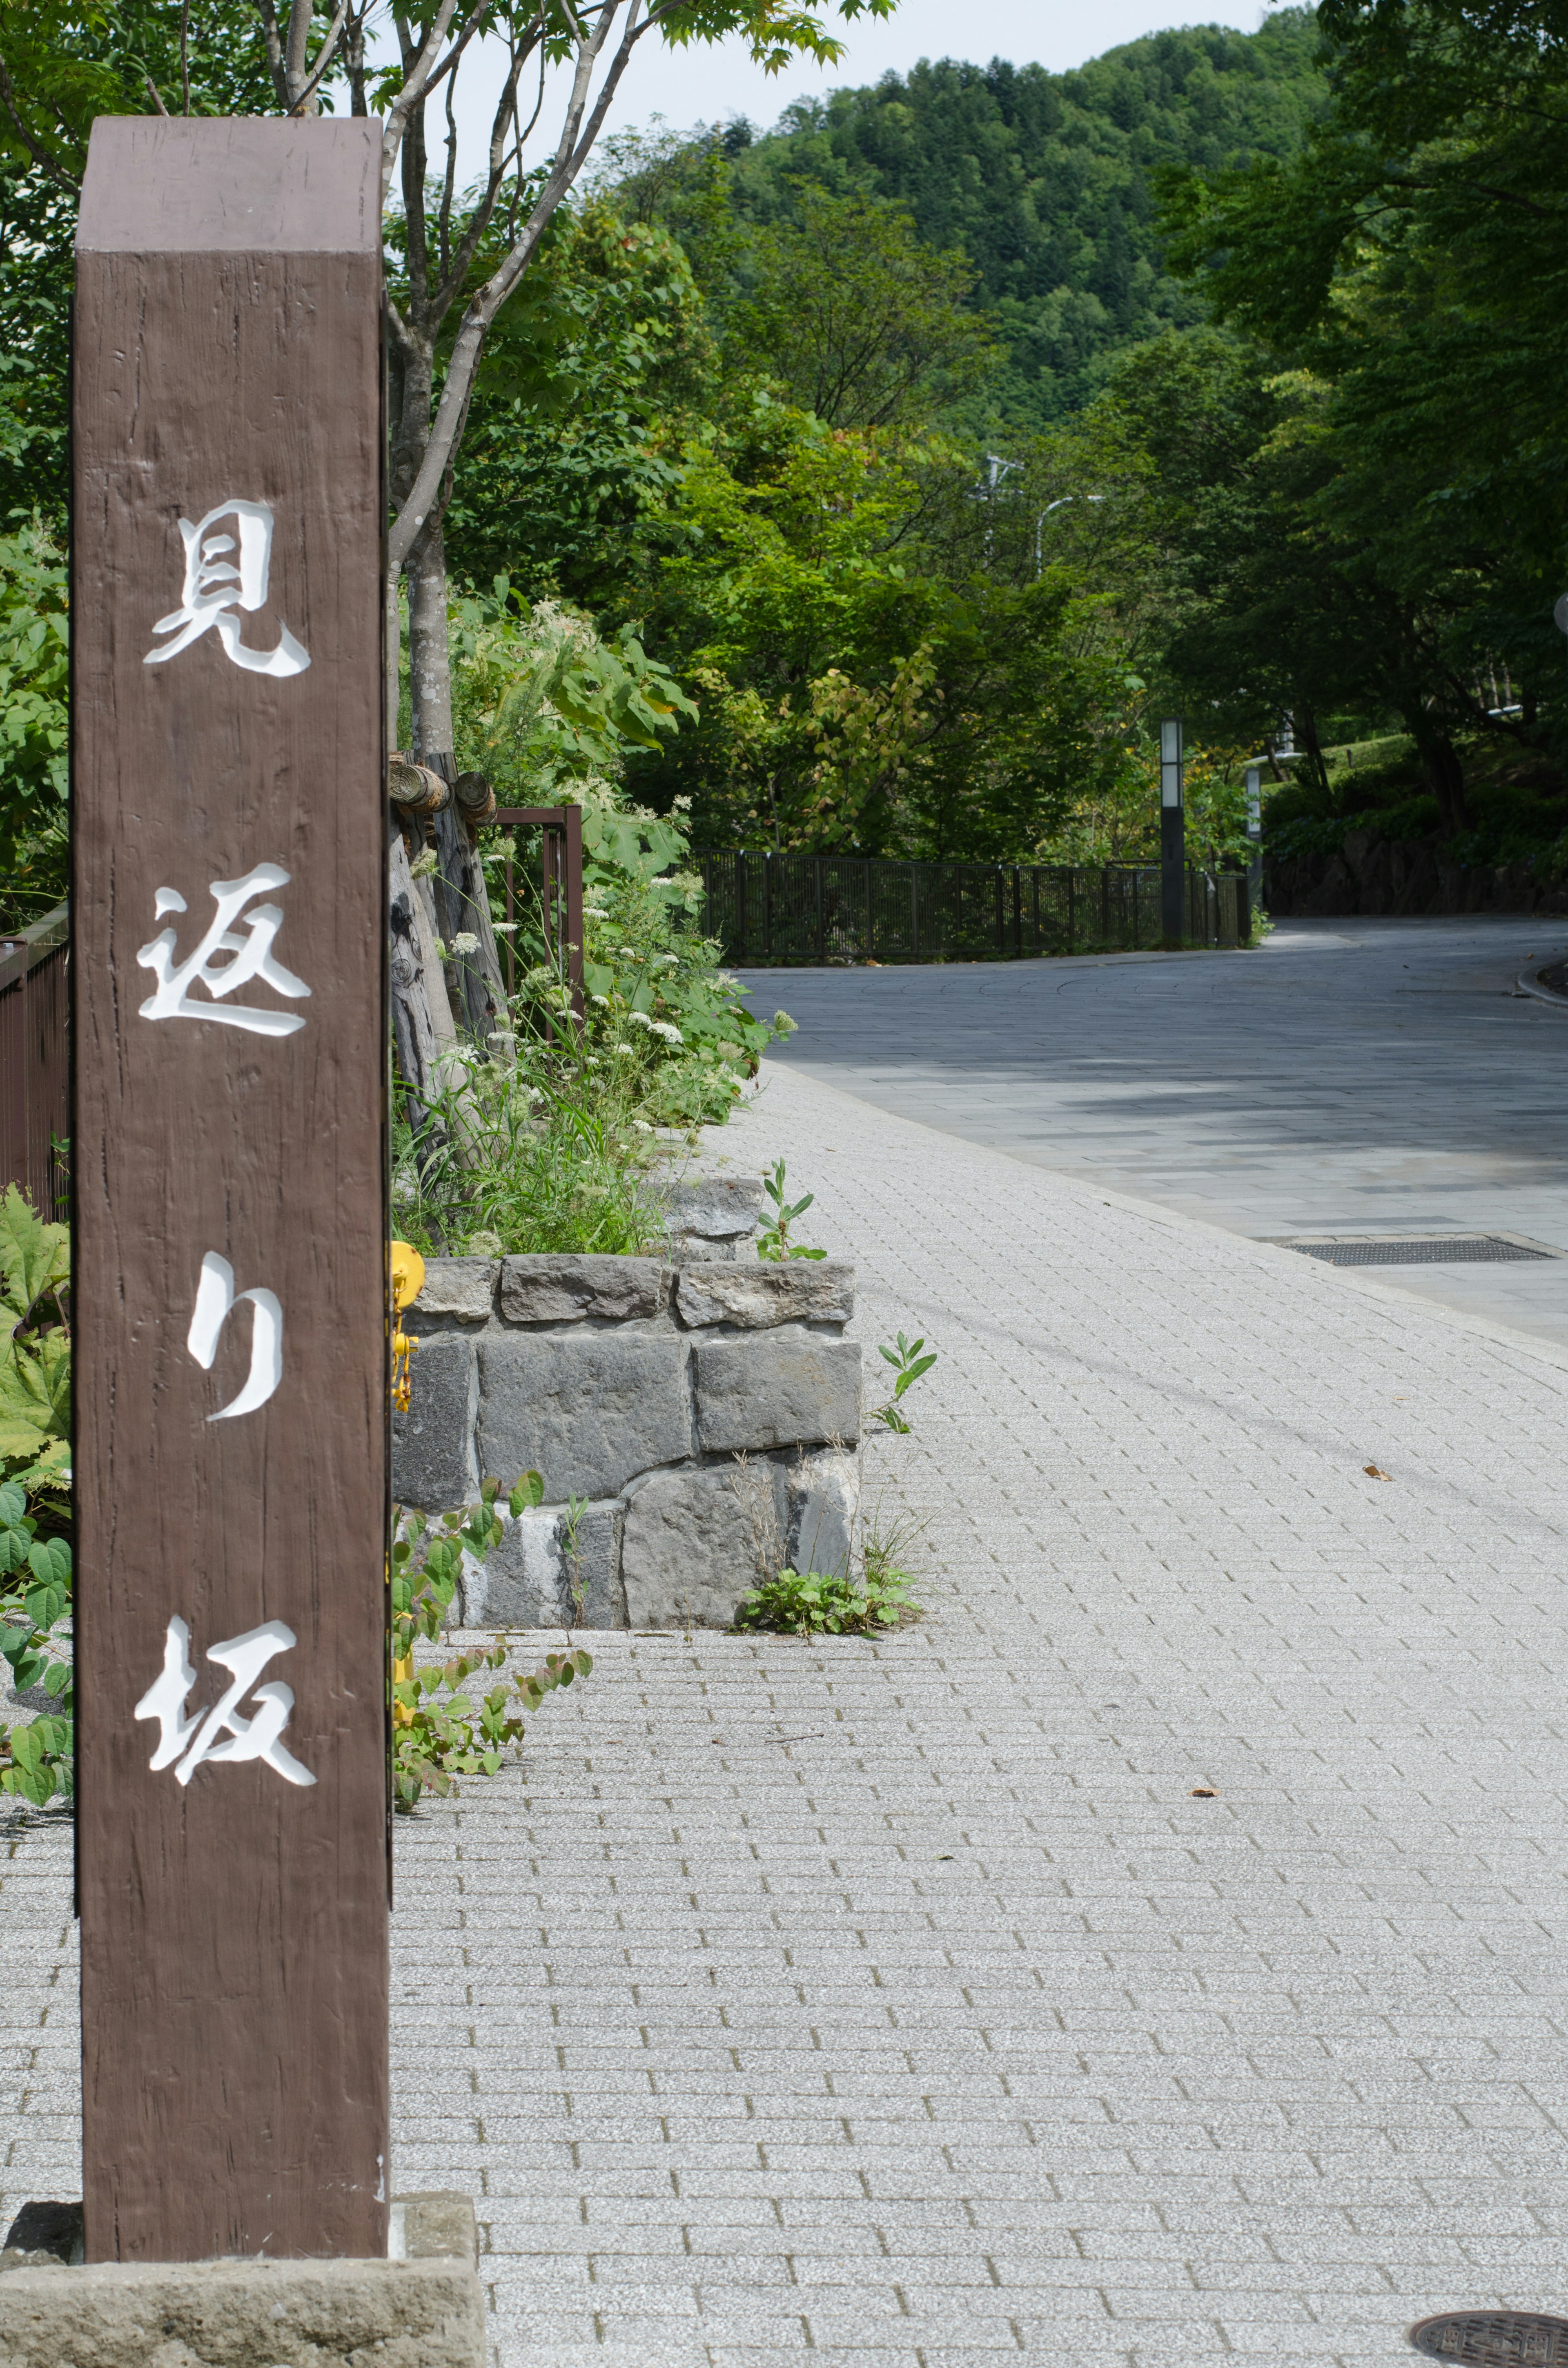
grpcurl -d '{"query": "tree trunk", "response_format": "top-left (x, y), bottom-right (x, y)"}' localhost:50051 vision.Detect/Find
top-left (1408, 711), bottom-right (1470, 835)
top-left (407, 517), bottom-right (510, 1050)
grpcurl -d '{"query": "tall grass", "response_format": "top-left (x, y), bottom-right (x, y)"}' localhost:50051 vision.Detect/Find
top-left (392, 1020), bottom-right (668, 1259)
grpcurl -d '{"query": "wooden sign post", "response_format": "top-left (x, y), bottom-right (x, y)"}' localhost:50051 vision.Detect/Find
top-left (72, 119), bottom-right (389, 2262)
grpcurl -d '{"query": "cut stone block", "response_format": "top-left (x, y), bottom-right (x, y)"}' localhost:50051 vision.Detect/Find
top-left (465, 1507), bottom-right (565, 1627)
top-left (0, 2193), bottom-right (483, 2366)
top-left (463, 1498), bottom-right (626, 1629)
top-left (391, 1332), bottom-right (477, 1511)
top-left (694, 1336), bottom-right (861, 1454)
top-left (559, 1498), bottom-right (626, 1628)
top-left (477, 1333), bottom-right (691, 1501)
top-left (622, 1460), bottom-right (785, 1628)
top-left (675, 1260), bottom-right (854, 1330)
top-left (410, 1256), bottom-right (496, 1323)
top-left (660, 1176), bottom-right (764, 1261)
top-left (787, 1447), bottom-right (861, 1578)
top-left (499, 1254), bottom-right (667, 1326)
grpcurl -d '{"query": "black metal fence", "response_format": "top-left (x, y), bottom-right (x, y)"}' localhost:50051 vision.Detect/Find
top-left (695, 854), bottom-right (1252, 966)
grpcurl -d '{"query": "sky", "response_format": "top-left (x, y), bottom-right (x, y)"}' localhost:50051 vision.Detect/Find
top-left (376, 2), bottom-right (1262, 187)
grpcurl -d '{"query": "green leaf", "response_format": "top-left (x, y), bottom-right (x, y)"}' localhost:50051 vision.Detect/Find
top-left (509, 1470), bottom-right (545, 1515)
top-left (0, 1183), bottom-right (68, 1327)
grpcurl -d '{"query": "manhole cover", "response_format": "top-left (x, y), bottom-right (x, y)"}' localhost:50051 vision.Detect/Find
top-left (1410, 2313), bottom-right (1568, 2368)
top-left (1284, 1237), bottom-right (1556, 1267)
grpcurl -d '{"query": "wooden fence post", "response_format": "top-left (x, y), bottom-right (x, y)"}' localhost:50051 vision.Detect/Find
top-left (72, 118), bottom-right (388, 2263)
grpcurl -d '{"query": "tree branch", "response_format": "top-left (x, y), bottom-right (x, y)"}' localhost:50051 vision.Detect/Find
top-left (285, 0), bottom-right (350, 114)
top-left (0, 49), bottom-right (80, 189)
top-left (380, 0), bottom-right (485, 208)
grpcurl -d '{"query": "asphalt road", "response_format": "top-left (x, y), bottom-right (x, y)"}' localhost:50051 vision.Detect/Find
top-left (744, 913), bottom-right (1568, 1352)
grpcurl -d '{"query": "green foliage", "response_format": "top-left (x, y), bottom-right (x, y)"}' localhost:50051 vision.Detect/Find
top-left (868, 1331), bottom-right (935, 1434)
top-left (0, 522), bottom-right (68, 927)
top-left (733, 1561), bottom-right (917, 1635)
top-left (0, 1184), bottom-right (70, 1492)
top-left (719, 184), bottom-right (997, 430)
top-left (0, 1478), bottom-right (72, 1807)
top-left (621, 400), bottom-right (1140, 857)
top-left (390, 1476), bottom-right (594, 1812)
top-left (392, 1044), bottom-right (663, 1261)
top-left (715, 13), bottom-right (1327, 430)
top-left (1158, 0), bottom-right (1568, 823)
top-left (757, 1158), bottom-right (825, 1262)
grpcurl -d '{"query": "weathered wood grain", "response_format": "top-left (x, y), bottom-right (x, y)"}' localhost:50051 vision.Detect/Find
top-left (72, 117), bottom-right (389, 2263)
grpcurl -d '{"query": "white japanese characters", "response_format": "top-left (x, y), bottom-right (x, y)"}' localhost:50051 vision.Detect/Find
top-left (137, 861), bottom-right (310, 1037)
top-left (144, 499), bottom-right (310, 678)
top-left (135, 1614), bottom-right (315, 1788)
top-left (187, 1252), bottom-right (283, 1421)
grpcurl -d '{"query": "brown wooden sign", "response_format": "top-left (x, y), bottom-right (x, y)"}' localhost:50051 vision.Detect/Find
top-left (72, 118), bottom-right (388, 2262)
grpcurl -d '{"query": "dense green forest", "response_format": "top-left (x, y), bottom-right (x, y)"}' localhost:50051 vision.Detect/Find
top-left (2, 0), bottom-right (1568, 910)
top-left (720, 13), bottom-right (1327, 429)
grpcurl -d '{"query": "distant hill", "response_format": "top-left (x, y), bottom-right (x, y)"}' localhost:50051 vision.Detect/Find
top-left (725, 11), bottom-right (1327, 427)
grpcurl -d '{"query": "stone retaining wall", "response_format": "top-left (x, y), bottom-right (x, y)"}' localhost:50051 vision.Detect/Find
top-left (390, 1182), bottom-right (862, 1630)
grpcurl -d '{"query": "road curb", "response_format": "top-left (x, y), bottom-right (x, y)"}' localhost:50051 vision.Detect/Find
top-left (1517, 965), bottom-right (1568, 1008)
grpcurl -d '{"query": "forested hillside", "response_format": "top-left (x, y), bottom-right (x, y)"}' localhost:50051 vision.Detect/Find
top-left (722, 12), bottom-right (1327, 426)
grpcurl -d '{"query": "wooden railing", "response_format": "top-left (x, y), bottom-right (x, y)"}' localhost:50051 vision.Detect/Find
top-left (0, 903), bottom-right (69, 1216)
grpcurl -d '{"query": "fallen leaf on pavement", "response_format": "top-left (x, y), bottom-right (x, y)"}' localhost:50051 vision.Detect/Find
top-left (1364, 1464), bottom-right (1392, 1481)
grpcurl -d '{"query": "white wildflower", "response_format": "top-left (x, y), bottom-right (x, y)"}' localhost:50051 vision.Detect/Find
top-left (631, 1119), bottom-right (655, 1134)
top-left (590, 993), bottom-right (612, 1009)
top-left (618, 946), bottom-right (639, 959)
top-left (650, 1020), bottom-right (683, 1045)
top-left (653, 952), bottom-right (679, 968)
top-left (452, 931), bottom-right (480, 955)
top-left (627, 1010), bottom-right (654, 1028)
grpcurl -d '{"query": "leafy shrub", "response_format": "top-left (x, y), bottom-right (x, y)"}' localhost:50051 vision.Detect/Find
top-left (393, 1044), bottom-right (662, 1259)
top-left (0, 1477), bottom-right (71, 1807)
top-left (733, 1562), bottom-right (918, 1637)
top-left (391, 1472), bottom-right (592, 1811)
top-left (0, 1184), bottom-right (69, 1494)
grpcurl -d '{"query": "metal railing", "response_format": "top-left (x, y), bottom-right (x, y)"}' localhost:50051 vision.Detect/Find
top-left (695, 854), bottom-right (1252, 966)
top-left (0, 903), bottom-right (69, 1216)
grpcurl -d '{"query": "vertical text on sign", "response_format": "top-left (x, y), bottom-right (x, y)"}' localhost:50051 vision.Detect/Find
top-left (73, 116), bottom-right (389, 2263)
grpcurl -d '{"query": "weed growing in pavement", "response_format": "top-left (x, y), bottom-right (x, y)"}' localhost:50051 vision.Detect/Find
top-left (868, 1332), bottom-right (936, 1432)
top-left (733, 1563), bottom-right (918, 1637)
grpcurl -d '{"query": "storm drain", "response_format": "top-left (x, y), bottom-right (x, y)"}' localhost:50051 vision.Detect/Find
top-left (1410, 2313), bottom-right (1568, 2368)
top-left (1283, 1236), bottom-right (1558, 1267)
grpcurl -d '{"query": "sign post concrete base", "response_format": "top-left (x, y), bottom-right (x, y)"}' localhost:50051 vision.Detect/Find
top-left (0, 2194), bottom-right (485, 2368)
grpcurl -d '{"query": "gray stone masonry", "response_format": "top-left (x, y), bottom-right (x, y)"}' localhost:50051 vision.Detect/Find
top-left (658, 1174), bottom-right (765, 1261)
top-left (391, 1231), bottom-right (862, 1628)
top-left (0, 2192), bottom-right (484, 2368)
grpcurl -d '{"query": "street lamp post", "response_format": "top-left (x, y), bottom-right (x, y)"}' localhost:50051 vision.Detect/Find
top-left (1245, 762), bottom-right (1263, 909)
top-left (1160, 716), bottom-right (1185, 945)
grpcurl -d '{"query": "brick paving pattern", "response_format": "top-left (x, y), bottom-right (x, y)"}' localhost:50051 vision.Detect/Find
top-left (6, 1057), bottom-right (1568, 2366)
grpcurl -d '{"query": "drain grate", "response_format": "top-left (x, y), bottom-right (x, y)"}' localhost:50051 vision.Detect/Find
top-left (1285, 1236), bottom-right (1556, 1267)
top-left (1410, 2313), bottom-right (1568, 2368)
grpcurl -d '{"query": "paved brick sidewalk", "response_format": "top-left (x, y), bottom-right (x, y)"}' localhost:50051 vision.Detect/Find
top-left (7, 1059), bottom-right (1568, 2368)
